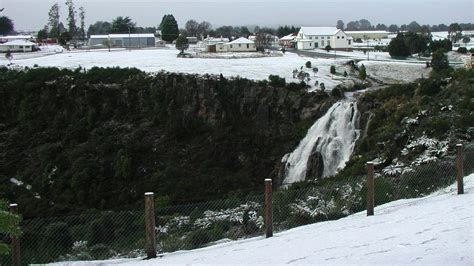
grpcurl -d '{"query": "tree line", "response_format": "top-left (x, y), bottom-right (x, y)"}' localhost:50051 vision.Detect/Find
top-left (336, 18), bottom-right (474, 33)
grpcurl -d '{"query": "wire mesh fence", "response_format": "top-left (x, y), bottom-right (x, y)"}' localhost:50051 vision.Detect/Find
top-left (1, 144), bottom-right (472, 264)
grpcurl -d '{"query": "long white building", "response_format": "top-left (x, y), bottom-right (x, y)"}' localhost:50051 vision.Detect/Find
top-left (295, 27), bottom-right (352, 50)
top-left (89, 34), bottom-right (156, 48)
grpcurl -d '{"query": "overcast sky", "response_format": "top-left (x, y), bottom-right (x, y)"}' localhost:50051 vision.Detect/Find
top-left (2, 0), bottom-right (473, 31)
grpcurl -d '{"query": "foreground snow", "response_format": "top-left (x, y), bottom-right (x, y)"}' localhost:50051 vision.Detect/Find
top-left (54, 174), bottom-right (474, 265)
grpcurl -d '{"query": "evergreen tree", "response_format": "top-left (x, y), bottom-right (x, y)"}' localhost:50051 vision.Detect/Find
top-left (65, 0), bottom-right (77, 38)
top-left (0, 16), bottom-right (14, 35)
top-left (359, 64), bottom-right (367, 80)
top-left (160, 14), bottom-right (179, 42)
top-left (336, 20), bottom-right (344, 30)
top-left (175, 35), bottom-right (189, 54)
top-left (78, 6), bottom-right (85, 40)
top-left (37, 28), bottom-right (48, 40)
top-left (448, 23), bottom-right (462, 43)
top-left (431, 49), bottom-right (449, 72)
top-left (388, 33), bottom-right (411, 57)
top-left (48, 3), bottom-right (60, 39)
top-left (110, 16), bottom-right (136, 33)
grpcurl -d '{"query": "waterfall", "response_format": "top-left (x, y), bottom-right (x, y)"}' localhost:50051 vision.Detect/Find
top-left (283, 100), bottom-right (360, 184)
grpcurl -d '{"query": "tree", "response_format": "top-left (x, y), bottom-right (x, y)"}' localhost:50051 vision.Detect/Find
top-left (65, 0), bottom-right (77, 38)
top-left (5, 50), bottom-right (13, 64)
top-left (87, 21), bottom-right (111, 36)
top-left (175, 35), bottom-right (189, 54)
top-left (375, 24), bottom-right (388, 31)
top-left (325, 45), bottom-right (331, 52)
top-left (197, 21), bottom-right (212, 39)
top-left (448, 23), bottom-right (462, 43)
top-left (359, 64), bottom-right (367, 80)
top-left (431, 49), bottom-right (449, 72)
top-left (59, 31), bottom-right (72, 46)
top-left (240, 26), bottom-right (251, 37)
top-left (48, 3), bottom-right (60, 39)
top-left (346, 21), bottom-right (360, 31)
top-left (0, 16), bottom-right (14, 35)
top-left (358, 19), bottom-right (372, 30)
top-left (462, 36), bottom-right (471, 47)
top-left (388, 24), bottom-right (399, 33)
top-left (111, 16), bottom-right (136, 33)
top-left (185, 19), bottom-right (199, 37)
top-left (102, 38), bottom-right (111, 52)
top-left (330, 65), bottom-right (336, 74)
top-left (388, 33), bottom-right (411, 57)
top-left (37, 28), bottom-right (48, 40)
top-left (78, 6), bottom-right (85, 40)
top-left (407, 21), bottom-right (421, 32)
top-left (336, 20), bottom-right (344, 30)
top-left (0, 201), bottom-right (21, 255)
top-left (160, 14), bottom-right (179, 42)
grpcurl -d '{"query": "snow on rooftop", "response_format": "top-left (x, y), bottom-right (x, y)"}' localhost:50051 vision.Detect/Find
top-left (300, 27), bottom-right (340, 36)
top-left (0, 40), bottom-right (36, 46)
top-left (280, 34), bottom-right (295, 41)
top-left (0, 35), bottom-right (33, 39)
top-left (228, 37), bottom-right (254, 45)
top-left (89, 34), bottom-right (155, 39)
top-left (345, 31), bottom-right (390, 34)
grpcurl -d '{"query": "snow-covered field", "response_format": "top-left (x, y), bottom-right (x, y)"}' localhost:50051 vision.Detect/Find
top-left (53, 174), bottom-right (474, 265)
top-left (0, 47), bottom-right (432, 90)
top-left (359, 60), bottom-right (431, 83)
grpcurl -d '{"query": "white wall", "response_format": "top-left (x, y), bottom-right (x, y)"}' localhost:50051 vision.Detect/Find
top-left (227, 43), bottom-right (256, 52)
top-left (0, 45), bottom-right (33, 52)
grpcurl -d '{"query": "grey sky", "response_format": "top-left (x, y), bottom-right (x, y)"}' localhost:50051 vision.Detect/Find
top-left (2, 0), bottom-right (473, 31)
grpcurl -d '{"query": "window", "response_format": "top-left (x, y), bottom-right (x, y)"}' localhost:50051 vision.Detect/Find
top-left (19, 46), bottom-right (23, 48)
top-left (309, 36), bottom-right (312, 40)
top-left (239, 44), bottom-right (241, 47)
top-left (309, 43), bottom-right (312, 47)
top-left (321, 40), bottom-right (324, 46)
top-left (342, 36), bottom-right (345, 39)
top-left (348, 40), bottom-right (351, 45)
top-left (337, 36), bottom-right (340, 39)
top-left (315, 36), bottom-right (319, 39)
top-left (315, 42), bottom-right (319, 48)
top-left (230, 45), bottom-right (233, 48)
top-left (327, 36), bottom-right (330, 39)
top-left (246, 44), bottom-right (249, 48)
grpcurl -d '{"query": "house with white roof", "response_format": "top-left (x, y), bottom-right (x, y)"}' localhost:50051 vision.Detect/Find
top-left (0, 35), bottom-right (34, 44)
top-left (295, 27), bottom-right (352, 50)
top-left (225, 37), bottom-right (256, 52)
top-left (0, 40), bottom-right (37, 52)
top-left (279, 34), bottom-right (296, 47)
top-left (89, 34), bottom-right (156, 48)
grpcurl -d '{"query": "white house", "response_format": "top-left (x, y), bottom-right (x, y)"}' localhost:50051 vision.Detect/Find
top-left (295, 27), bottom-right (352, 50)
top-left (0, 40), bottom-right (36, 52)
top-left (0, 35), bottom-right (34, 44)
top-left (225, 37), bottom-right (256, 52)
top-left (345, 31), bottom-right (390, 41)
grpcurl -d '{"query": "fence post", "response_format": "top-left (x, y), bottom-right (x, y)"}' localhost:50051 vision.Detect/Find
top-left (367, 162), bottom-right (374, 216)
top-left (264, 179), bottom-right (273, 238)
top-left (456, 144), bottom-right (464, 195)
top-left (144, 192), bottom-right (157, 259)
top-left (9, 203), bottom-right (21, 266)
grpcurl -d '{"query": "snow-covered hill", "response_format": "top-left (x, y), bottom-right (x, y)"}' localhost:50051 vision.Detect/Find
top-left (54, 174), bottom-right (474, 265)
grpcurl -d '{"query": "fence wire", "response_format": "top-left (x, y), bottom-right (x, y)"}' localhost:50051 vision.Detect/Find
top-left (1, 145), bottom-right (472, 264)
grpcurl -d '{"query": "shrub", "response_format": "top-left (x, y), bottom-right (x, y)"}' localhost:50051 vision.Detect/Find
top-left (359, 64), bottom-right (367, 80)
top-left (330, 65), bottom-right (336, 74)
top-left (416, 79), bottom-right (442, 96)
top-left (457, 47), bottom-right (468, 54)
top-left (319, 82), bottom-right (325, 91)
top-left (431, 49), bottom-right (449, 73)
top-left (343, 71), bottom-right (348, 77)
top-left (268, 75), bottom-right (286, 87)
top-left (331, 87), bottom-right (343, 98)
top-left (325, 45), bottom-right (331, 52)
top-left (305, 61), bottom-right (312, 68)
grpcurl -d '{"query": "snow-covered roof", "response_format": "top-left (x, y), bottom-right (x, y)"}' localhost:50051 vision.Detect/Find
top-left (300, 27), bottom-right (340, 36)
top-left (204, 37), bottom-right (230, 43)
top-left (89, 35), bottom-right (109, 39)
top-left (0, 35), bottom-right (33, 40)
top-left (280, 34), bottom-right (296, 41)
top-left (228, 37), bottom-right (254, 45)
top-left (0, 40), bottom-right (36, 46)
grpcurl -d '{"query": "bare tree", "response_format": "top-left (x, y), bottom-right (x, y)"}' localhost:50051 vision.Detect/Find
top-left (197, 21), bottom-right (212, 39)
top-left (185, 19), bottom-right (199, 37)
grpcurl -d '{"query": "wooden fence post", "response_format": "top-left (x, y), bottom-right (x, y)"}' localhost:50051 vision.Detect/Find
top-left (9, 203), bottom-right (21, 266)
top-left (456, 144), bottom-right (464, 195)
top-left (367, 162), bottom-right (374, 216)
top-left (144, 192), bottom-right (157, 259)
top-left (264, 179), bottom-right (273, 238)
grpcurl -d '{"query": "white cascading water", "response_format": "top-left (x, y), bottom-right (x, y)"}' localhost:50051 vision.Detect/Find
top-left (283, 100), bottom-right (360, 184)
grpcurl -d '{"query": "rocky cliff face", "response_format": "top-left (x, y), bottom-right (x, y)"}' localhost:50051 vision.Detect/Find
top-left (0, 68), bottom-right (335, 217)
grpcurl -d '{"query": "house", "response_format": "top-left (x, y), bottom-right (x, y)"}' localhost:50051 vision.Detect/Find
top-left (225, 37), bottom-right (256, 52)
top-left (279, 34), bottom-right (296, 47)
top-left (0, 40), bottom-right (37, 52)
top-left (200, 37), bottom-right (230, 52)
top-left (295, 27), bottom-right (352, 50)
top-left (89, 34), bottom-right (156, 48)
top-left (186, 36), bottom-right (198, 44)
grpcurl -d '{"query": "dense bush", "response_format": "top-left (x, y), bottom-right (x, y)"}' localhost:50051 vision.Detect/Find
top-left (457, 47), bottom-right (468, 54)
top-left (305, 61), bottom-right (311, 68)
top-left (330, 65), bottom-right (336, 74)
top-left (268, 74), bottom-right (286, 87)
